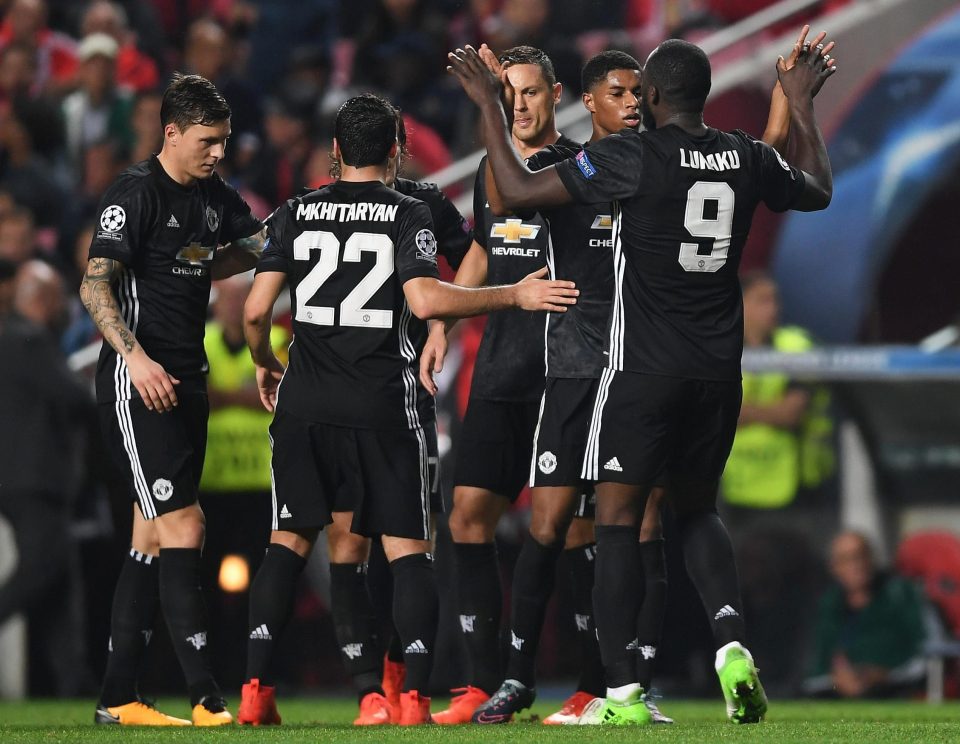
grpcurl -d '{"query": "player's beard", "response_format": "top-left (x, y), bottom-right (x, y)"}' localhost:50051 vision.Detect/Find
top-left (640, 98), bottom-right (656, 131)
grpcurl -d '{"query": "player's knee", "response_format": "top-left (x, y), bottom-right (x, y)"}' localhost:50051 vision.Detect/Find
top-left (271, 528), bottom-right (317, 559)
top-left (448, 492), bottom-right (500, 543)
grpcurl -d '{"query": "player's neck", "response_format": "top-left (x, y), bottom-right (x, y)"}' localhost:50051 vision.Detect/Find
top-left (156, 149), bottom-right (197, 187)
top-left (340, 164), bottom-right (387, 184)
top-left (513, 127), bottom-right (561, 159)
top-left (656, 111), bottom-right (708, 136)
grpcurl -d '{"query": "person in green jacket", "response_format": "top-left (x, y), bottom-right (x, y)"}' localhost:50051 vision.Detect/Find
top-left (804, 531), bottom-right (928, 698)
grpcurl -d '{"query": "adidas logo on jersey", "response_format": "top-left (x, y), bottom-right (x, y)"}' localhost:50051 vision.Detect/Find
top-left (511, 631), bottom-right (524, 651)
top-left (342, 643), bottom-right (363, 660)
top-left (249, 624), bottom-right (272, 641)
top-left (186, 632), bottom-right (207, 650)
top-left (625, 637), bottom-right (640, 651)
top-left (603, 457), bottom-right (623, 472)
top-left (280, 504), bottom-right (292, 519)
top-left (714, 605), bottom-right (739, 620)
top-left (405, 639), bottom-right (428, 655)
top-left (166, 214), bottom-right (180, 228)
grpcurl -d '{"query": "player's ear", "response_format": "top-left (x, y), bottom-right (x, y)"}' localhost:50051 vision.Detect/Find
top-left (388, 139), bottom-right (399, 159)
top-left (649, 85), bottom-right (660, 106)
top-left (582, 91), bottom-right (596, 114)
top-left (332, 138), bottom-right (341, 161)
top-left (163, 122), bottom-right (179, 146)
top-left (552, 82), bottom-right (562, 104)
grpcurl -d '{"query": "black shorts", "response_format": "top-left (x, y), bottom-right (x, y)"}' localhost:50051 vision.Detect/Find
top-left (98, 394), bottom-right (208, 520)
top-left (581, 369), bottom-right (741, 488)
top-left (530, 377), bottom-right (599, 488)
top-left (453, 397), bottom-right (541, 501)
top-left (269, 410), bottom-right (435, 540)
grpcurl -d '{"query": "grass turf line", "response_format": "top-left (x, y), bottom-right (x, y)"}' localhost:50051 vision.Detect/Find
top-left (2, 699), bottom-right (960, 743)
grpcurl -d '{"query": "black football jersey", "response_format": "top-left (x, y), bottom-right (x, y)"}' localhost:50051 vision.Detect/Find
top-left (89, 156), bottom-right (261, 403)
top-left (257, 180), bottom-right (439, 430)
top-left (556, 126), bottom-right (806, 381)
top-left (395, 177), bottom-right (472, 271)
top-left (527, 142), bottom-right (614, 379)
top-left (470, 136), bottom-right (579, 402)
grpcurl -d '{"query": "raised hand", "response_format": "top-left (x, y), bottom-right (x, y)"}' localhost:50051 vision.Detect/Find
top-left (784, 26), bottom-right (838, 98)
top-left (513, 266), bottom-right (579, 312)
top-left (777, 42), bottom-right (836, 102)
top-left (447, 45), bottom-right (504, 109)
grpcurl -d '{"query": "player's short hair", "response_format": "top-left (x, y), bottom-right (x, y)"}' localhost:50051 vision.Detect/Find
top-left (581, 50), bottom-right (642, 92)
top-left (161, 72), bottom-right (231, 131)
top-left (334, 94), bottom-right (398, 168)
top-left (498, 45), bottom-right (556, 87)
top-left (643, 39), bottom-right (711, 112)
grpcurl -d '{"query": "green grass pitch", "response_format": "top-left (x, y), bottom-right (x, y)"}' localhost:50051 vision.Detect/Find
top-left (2, 698), bottom-right (960, 743)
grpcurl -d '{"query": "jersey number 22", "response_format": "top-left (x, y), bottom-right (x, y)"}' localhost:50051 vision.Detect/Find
top-left (294, 230), bottom-right (394, 328)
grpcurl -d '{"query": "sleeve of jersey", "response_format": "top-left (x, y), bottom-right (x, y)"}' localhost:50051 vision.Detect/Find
top-left (555, 131), bottom-right (644, 203)
top-left (755, 140), bottom-right (807, 213)
top-left (88, 178), bottom-right (150, 265)
top-left (433, 190), bottom-right (472, 270)
top-left (472, 160), bottom-right (489, 249)
top-left (395, 201), bottom-right (441, 284)
top-left (254, 204), bottom-right (291, 275)
top-left (220, 181), bottom-right (264, 243)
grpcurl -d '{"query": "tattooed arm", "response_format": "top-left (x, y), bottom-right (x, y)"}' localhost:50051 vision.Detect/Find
top-left (211, 226), bottom-right (268, 279)
top-left (79, 257), bottom-right (180, 412)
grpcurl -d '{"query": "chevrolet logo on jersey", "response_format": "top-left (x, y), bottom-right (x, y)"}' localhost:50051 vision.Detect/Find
top-left (591, 215), bottom-right (613, 230)
top-left (176, 242), bottom-right (215, 265)
top-left (490, 218), bottom-right (541, 244)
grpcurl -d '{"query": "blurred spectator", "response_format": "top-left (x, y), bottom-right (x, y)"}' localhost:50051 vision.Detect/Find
top-left (0, 255), bottom-right (14, 314)
top-left (61, 33), bottom-right (134, 174)
top-left (0, 0), bottom-right (78, 94)
top-left (183, 18), bottom-right (261, 145)
top-left (0, 41), bottom-right (38, 104)
top-left (804, 531), bottom-right (928, 698)
top-left (61, 221), bottom-right (98, 355)
top-left (484, 0), bottom-right (583, 92)
top-left (244, 0), bottom-right (338, 95)
top-left (0, 98), bottom-right (67, 227)
top-left (722, 271), bottom-right (833, 511)
top-left (399, 111), bottom-right (451, 180)
top-left (80, 0), bottom-right (160, 93)
top-left (0, 259), bottom-right (94, 694)
top-left (245, 94), bottom-right (313, 204)
top-left (128, 87), bottom-right (162, 163)
top-left (199, 274), bottom-right (287, 686)
top-left (0, 205), bottom-right (37, 264)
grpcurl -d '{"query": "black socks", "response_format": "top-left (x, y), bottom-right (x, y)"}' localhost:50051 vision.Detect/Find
top-left (504, 533), bottom-right (563, 687)
top-left (330, 562), bottom-right (382, 699)
top-left (636, 539), bottom-right (667, 690)
top-left (565, 542), bottom-right (605, 697)
top-left (451, 541), bottom-right (502, 694)
top-left (390, 553), bottom-right (438, 693)
top-left (593, 526), bottom-right (642, 688)
top-left (245, 544), bottom-right (306, 686)
top-left (679, 512), bottom-right (746, 647)
top-left (99, 549), bottom-right (159, 707)
top-left (159, 548), bottom-right (220, 706)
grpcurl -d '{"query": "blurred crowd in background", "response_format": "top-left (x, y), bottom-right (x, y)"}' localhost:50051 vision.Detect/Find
top-left (2, 0), bottom-right (958, 705)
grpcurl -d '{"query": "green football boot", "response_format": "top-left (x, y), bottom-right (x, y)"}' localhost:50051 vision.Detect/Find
top-left (716, 644), bottom-right (767, 724)
top-left (597, 687), bottom-right (653, 726)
